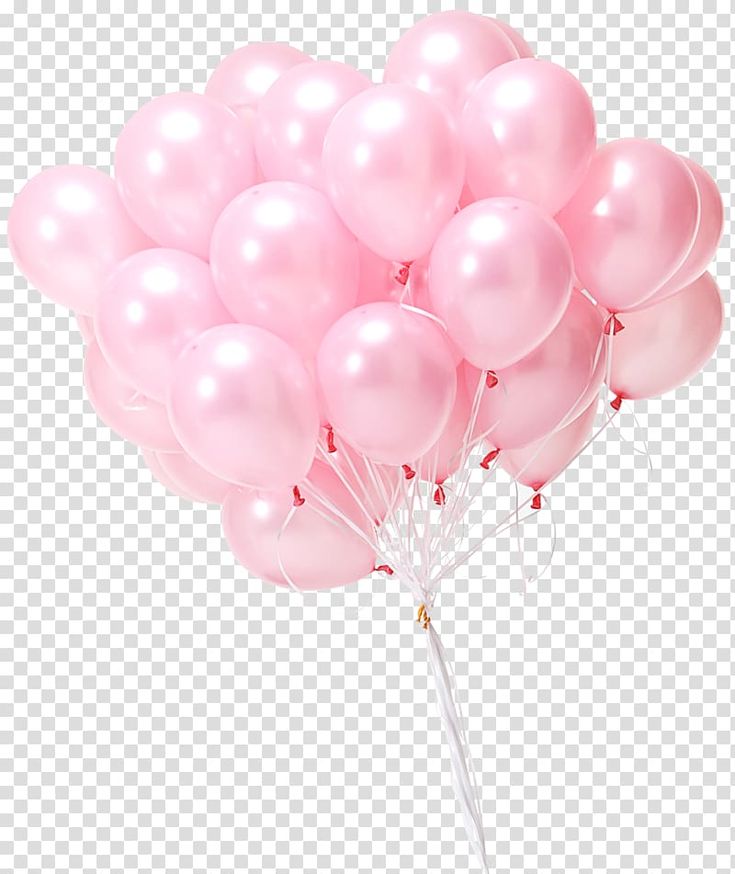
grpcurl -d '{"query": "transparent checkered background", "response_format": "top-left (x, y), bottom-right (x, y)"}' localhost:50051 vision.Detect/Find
top-left (2, 2), bottom-right (734, 873)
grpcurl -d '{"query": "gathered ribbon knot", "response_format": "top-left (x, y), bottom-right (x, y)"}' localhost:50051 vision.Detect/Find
top-left (417, 603), bottom-right (431, 629)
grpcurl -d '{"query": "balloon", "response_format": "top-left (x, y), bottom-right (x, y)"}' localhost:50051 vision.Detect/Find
top-left (222, 460), bottom-right (376, 590)
top-left (468, 290), bottom-right (606, 449)
top-left (76, 313), bottom-right (95, 343)
top-left (209, 181), bottom-right (359, 359)
top-left (167, 323), bottom-right (319, 489)
top-left (255, 60), bottom-right (371, 191)
top-left (556, 139), bottom-right (700, 312)
top-left (500, 397), bottom-right (598, 490)
top-left (493, 19), bottom-right (534, 58)
top-left (205, 43), bottom-right (312, 122)
top-left (462, 59), bottom-right (596, 215)
top-left (149, 448), bottom-right (231, 503)
top-left (84, 341), bottom-right (179, 451)
top-left (383, 11), bottom-right (518, 118)
top-left (637, 159), bottom-right (723, 306)
top-left (417, 370), bottom-right (476, 483)
top-left (322, 83), bottom-right (465, 263)
top-left (114, 92), bottom-right (257, 259)
top-left (318, 302), bottom-right (457, 465)
top-left (608, 272), bottom-right (723, 400)
top-left (8, 166), bottom-right (152, 314)
top-left (95, 248), bottom-right (231, 402)
top-left (429, 197), bottom-right (574, 370)
top-left (355, 243), bottom-right (402, 306)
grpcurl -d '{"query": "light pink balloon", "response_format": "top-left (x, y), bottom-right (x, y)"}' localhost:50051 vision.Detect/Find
top-left (76, 313), bottom-right (95, 343)
top-left (84, 341), bottom-right (179, 451)
top-left (115, 92), bottom-right (257, 259)
top-left (468, 290), bottom-right (606, 449)
top-left (493, 19), bottom-right (534, 58)
top-left (417, 369), bottom-right (475, 483)
top-left (462, 60), bottom-right (596, 215)
top-left (608, 272), bottom-right (723, 400)
top-left (384, 11), bottom-right (518, 118)
top-left (205, 43), bottom-right (312, 121)
top-left (355, 243), bottom-right (402, 306)
top-left (222, 460), bottom-right (376, 590)
top-left (209, 181), bottom-right (359, 359)
top-left (95, 248), bottom-right (232, 402)
top-left (152, 448), bottom-right (231, 504)
top-left (167, 323), bottom-right (319, 489)
top-left (556, 139), bottom-right (700, 312)
top-left (500, 397), bottom-right (598, 490)
top-left (8, 166), bottom-right (152, 314)
top-left (637, 159), bottom-right (723, 307)
top-left (429, 198), bottom-right (574, 370)
top-left (322, 84), bottom-right (465, 263)
top-left (318, 302), bottom-right (457, 465)
top-left (255, 60), bottom-right (371, 191)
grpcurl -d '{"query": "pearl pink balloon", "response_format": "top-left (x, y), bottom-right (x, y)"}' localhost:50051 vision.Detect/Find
top-left (84, 341), bottom-right (179, 451)
top-left (151, 448), bottom-right (231, 504)
top-left (355, 243), bottom-right (402, 306)
top-left (255, 60), bottom-right (371, 191)
top-left (8, 166), bottom-right (152, 314)
top-left (322, 84), bottom-right (465, 263)
top-left (637, 159), bottom-right (723, 307)
top-left (608, 272), bottom-right (723, 401)
top-left (493, 19), bottom-right (534, 58)
top-left (500, 397), bottom-right (598, 490)
top-left (469, 290), bottom-right (606, 449)
top-left (209, 181), bottom-right (359, 359)
top-left (76, 313), bottom-right (95, 343)
top-left (384, 11), bottom-right (518, 118)
top-left (114, 92), bottom-right (257, 259)
top-left (429, 198), bottom-right (574, 370)
top-left (462, 60), bottom-right (596, 215)
top-left (417, 369), bottom-right (475, 484)
top-left (95, 248), bottom-right (232, 402)
top-left (556, 139), bottom-right (700, 312)
top-left (222, 460), bottom-right (376, 590)
top-left (205, 43), bottom-right (312, 121)
top-left (318, 303), bottom-right (457, 465)
top-left (167, 324), bottom-right (319, 489)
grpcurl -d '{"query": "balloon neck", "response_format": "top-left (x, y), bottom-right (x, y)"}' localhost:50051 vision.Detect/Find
top-left (480, 448), bottom-right (499, 470)
top-left (393, 262), bottom-right (411, 286)
top-left (433, 484), bottom-right (446, 506)
top-left (292, 485), bottom-right (305, 507)
top-left (374, 564), bottom-right (394, 576)
top-left (402, 463), bottom-right (416, 480)
top-left (326, 425), bottom-right (337, 453)
top-left (604, 314), bottom-right (625, 335)
top-left (610, 395), bottom-right (623, 411)
top-left (485, 370), bottom-right (499, 389)
top-left (531, 493), bottom-right (542, 511)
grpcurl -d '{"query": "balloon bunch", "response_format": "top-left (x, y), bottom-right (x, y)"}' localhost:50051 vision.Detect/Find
top-left (9, 12), bottom-right (724, 871)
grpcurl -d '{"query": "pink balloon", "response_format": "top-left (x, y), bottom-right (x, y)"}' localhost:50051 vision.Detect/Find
top-left (209, 181), bottom-right (359, 359)
top-left (95, 248), bottom-right (232, 402)
top-left (384, 11), bottom-right (518, 118)
top-left (84, 341), bottom-right (179, 451)
top-left (355, 243), bottom-right (402, 306)
top-left (322, 84), bottom-right (465, 263)
top-left (167, 323), bottom-right (320, 489)
top-left (462, 60), bottom-right (596, 215)
top-left (417, 369), bottom-right (475, 484)
top-left (636, 159), bottom-right (723, 307)
top-left (222, 460), bottom-right (376, 590)
top-left (493, 19), bottom-right (534, 58)
top-left (255, 60), bottom-right (371, 191)
top-left (152, 448), bottom-right (231, 504)
top-left (500, 397), bottom-right (598, 490)
top-left (115, 92), bottom-right (257, 259)
top-left (429, 198), bottom-right (574, 370)
top-left (318, 303), bottom-right (457, 465)
top-left (76, 313), bottom-right (95, 343)
top-left (205, 43), bottom-right (312, 121)
top-left (8, 166), bottom-right (152, 314)
top-left (608, 272), bottom-right (723, 400)
top-left (468, 290), bottom-right (606, 449)
top-left (556, 139), bottom-right (700, 312)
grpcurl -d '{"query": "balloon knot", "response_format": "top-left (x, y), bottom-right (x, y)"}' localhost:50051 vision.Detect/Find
top-left (292, 485), bottom-right (305, 507)
top-left (605, 314), bottom-right (624, 335)
top-left (394, 263), bottom-right (410, 286)
top-left (326, 425), bottom-right (337, 453)
top-left (485, 370), bottom-right (499, 389)
top-left (402, 463), bottom-right (416, 480)
top-left (375, 564), bottom-right (394, 576)
top-left (480, 448), bottom-right (499, 470)
top-left (610, 395), bottom-right (623, 411)
top-left (417, 603), bottom-right (431, 629)
top-left (433, 484), bottom-right (446, 506)
top-left (531, 492), bottom-right (542, 511)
